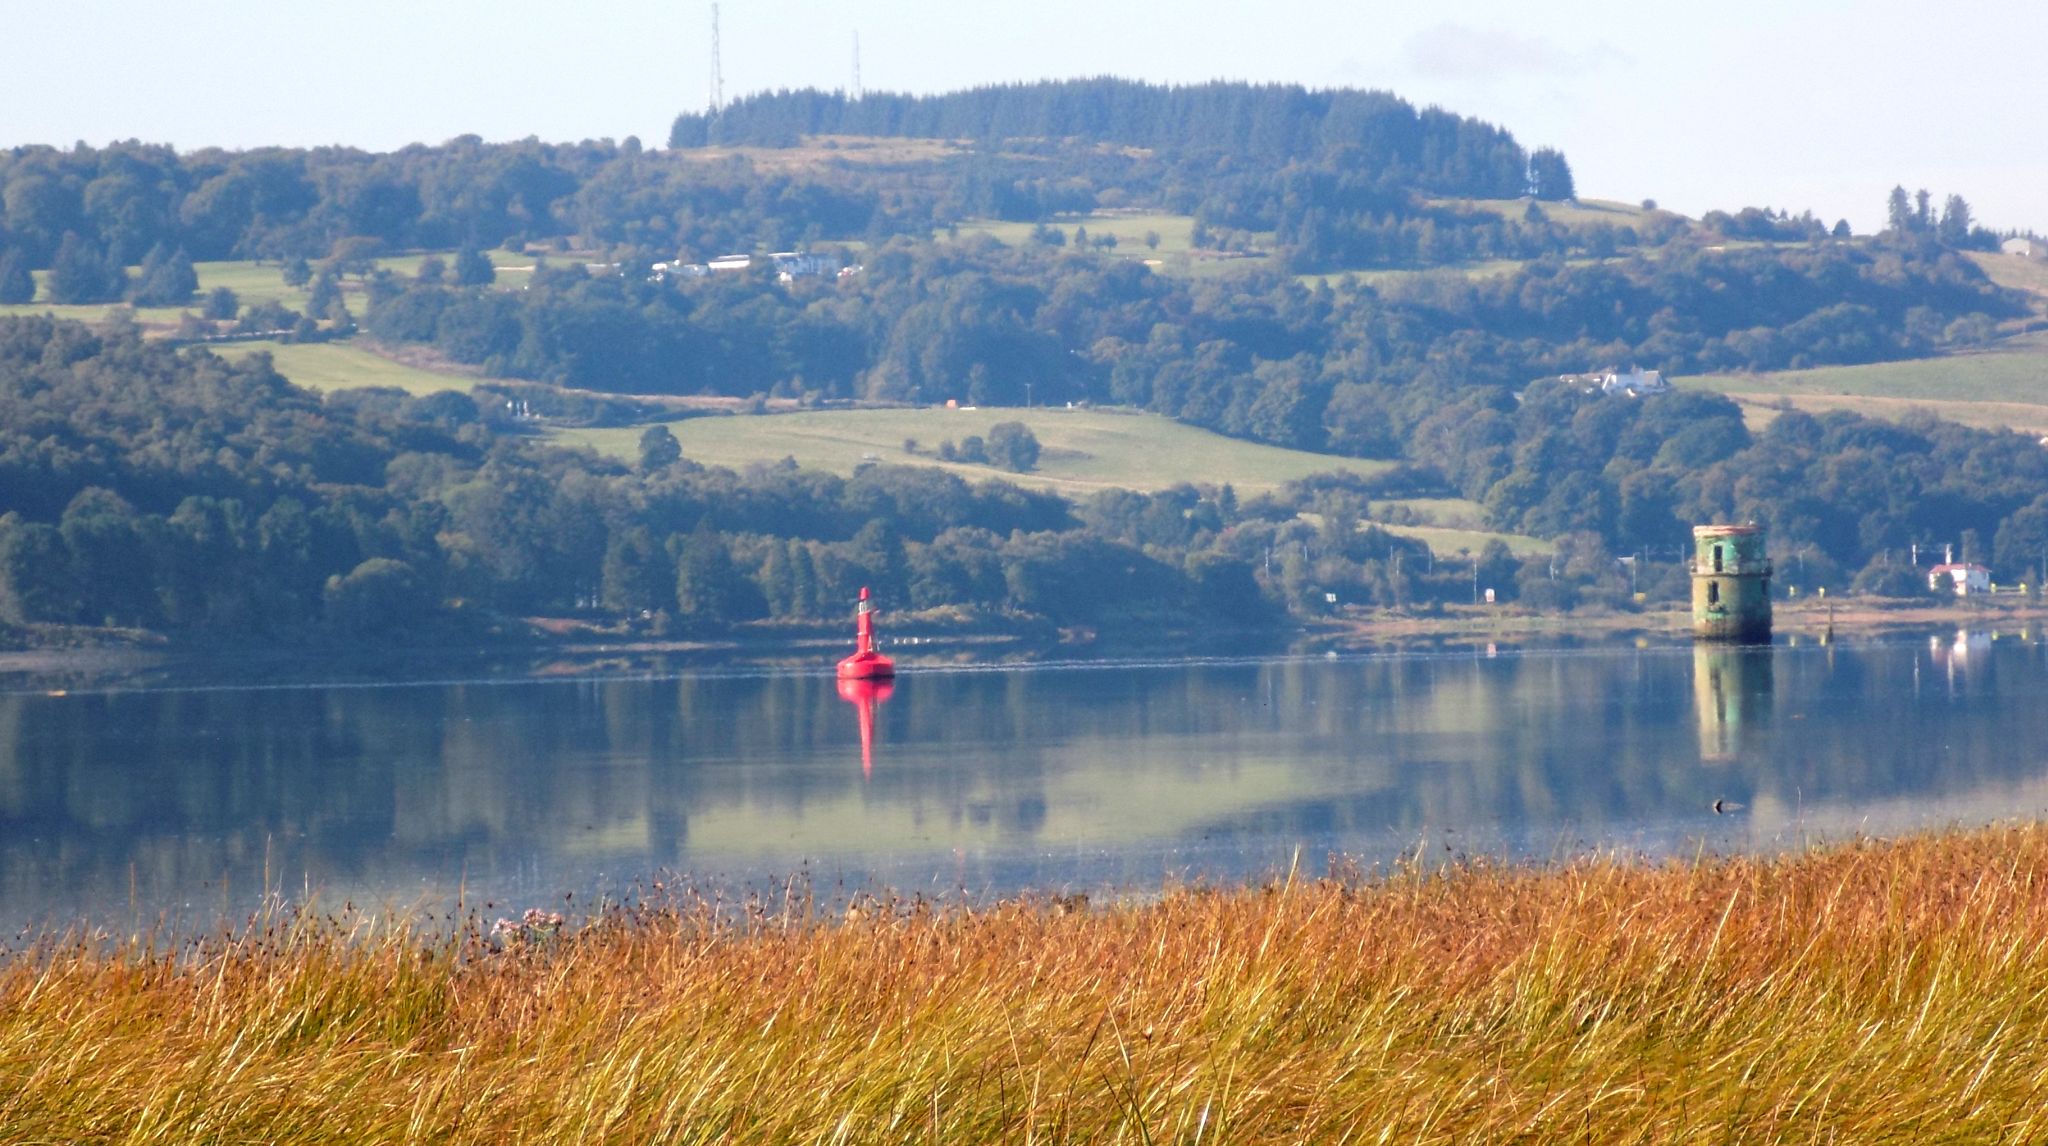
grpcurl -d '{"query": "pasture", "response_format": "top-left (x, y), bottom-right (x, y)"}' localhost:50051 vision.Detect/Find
top-left (943, 212), bottom-right (1276, 277)
top-left (211, 340), bottom-right (480, 396)
top-left (0, 249), bottom-right (534, 330)
top-left (557, 406), bottom-right (1541, 551)
top-left (1684, 330), bottom-right (2048, 435)
top-left (561, 406), bottom-right (1388, 498)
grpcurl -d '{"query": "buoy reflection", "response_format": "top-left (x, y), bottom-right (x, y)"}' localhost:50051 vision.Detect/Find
top-left (837, 676), bottom-right (895, 779)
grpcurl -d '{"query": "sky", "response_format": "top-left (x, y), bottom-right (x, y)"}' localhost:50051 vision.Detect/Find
top-left (10, 0), bottom-right (2044, 234)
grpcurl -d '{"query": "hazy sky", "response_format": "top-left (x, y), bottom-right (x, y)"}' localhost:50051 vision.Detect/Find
top-left (12, 1), bottom-right (2043, 233)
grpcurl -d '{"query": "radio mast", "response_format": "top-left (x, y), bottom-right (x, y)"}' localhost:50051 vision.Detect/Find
top-left (708, 3), bottom-right (724, 115)
top-left (852, 31), bottom-right (862, 100)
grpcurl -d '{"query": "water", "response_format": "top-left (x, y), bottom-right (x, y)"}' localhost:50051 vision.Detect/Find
top-left (3, 629), bottom-right (2046, 933)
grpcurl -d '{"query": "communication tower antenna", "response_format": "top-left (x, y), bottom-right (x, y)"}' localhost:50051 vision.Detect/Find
top-left (709, 3), bottom-right (724, 115)
top-left (852, 31), bottom-right (862, 100)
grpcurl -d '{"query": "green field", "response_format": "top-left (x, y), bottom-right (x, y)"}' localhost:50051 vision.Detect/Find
top-left (211, 340), bottom-right (480, 396)
top-left (943, 212), bottom-right (1276, 277)
top-left (562, 407), bottom-right (1390, 497)
top-left (0, 249), bottom-right (534, 328)
top-left (1685, 331), bottom-right (2048, 434)
top-left (557, 406), bottom-right (1545, 551)
top-left (1431, 196), bottom-right (1664, 230)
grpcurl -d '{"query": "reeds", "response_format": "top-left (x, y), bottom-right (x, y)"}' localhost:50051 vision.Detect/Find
top-left (7, 826), bottom-right (2048, 1142)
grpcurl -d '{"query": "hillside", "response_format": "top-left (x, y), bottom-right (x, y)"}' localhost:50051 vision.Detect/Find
top-left (556, 407), bottom-right (1544, 557)
top-left (1682, 250), bottom-right (2048, 435)
top-left (2, 78), bottom-right (2045, 647)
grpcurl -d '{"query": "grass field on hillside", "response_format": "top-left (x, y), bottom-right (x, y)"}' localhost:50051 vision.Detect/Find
top-left (944, 213), bottom-right (1276, 278)
top-left (560, 407), bottom-right (1393, 497)
top-left (558, 407), bottom-right (1545, 552)
top-left (0, 249), bottom-right (533, 328)
top-left (1685, 331), bottom-right (2048, 434)
top-left (212, 340), bottom-right (480, 396)
top-left (948, 212), bottom-right (1198, 254)
top-left (1968, 250), bottom-right (2048, 303)
top-left (677, 134), bottom-right (966, 173)
top-left (1429, 196), bottom-right (1663, 230)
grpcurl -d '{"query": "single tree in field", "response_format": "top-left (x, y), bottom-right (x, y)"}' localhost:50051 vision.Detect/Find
top-left (306, 270), bottom-right (343, 321)
top-left (281, 255), bottom-right (312, 287)
top-left (637, 425), bottom-right (682, 472)
top-left (1527, 147), bottom-right (1575, 201)
top-left (415, 255), bottom-right (447, 284)
top-left (0, 249), bottom-right (34, 303)
top-left (201, 285), bottom-right (239, 321)
top-left (129, 243), bottom-right (198, 306)
top-left (46, 232), bottom-right (125, 303)
top-left (986, 421), bottom-right (1041, 472)
top-left (453, 245), bottom-right (495, 286)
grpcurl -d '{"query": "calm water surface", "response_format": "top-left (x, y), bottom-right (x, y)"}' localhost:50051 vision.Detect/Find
top-left (3, 630), bottom-right (2046, 932)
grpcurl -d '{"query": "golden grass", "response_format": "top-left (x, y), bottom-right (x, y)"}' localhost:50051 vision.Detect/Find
top-left (11, 826), bottom-right (2048, 1141)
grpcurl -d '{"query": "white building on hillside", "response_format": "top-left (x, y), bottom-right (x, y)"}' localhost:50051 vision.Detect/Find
top-left (1562, 365), bottom-right (1670, 397)
top-left (770, 251), bottom-right (839, 280)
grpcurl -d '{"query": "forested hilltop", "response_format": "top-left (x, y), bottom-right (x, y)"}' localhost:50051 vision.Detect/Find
top-left (0, 80), bottom-right (1582, 283)
top-left (1, 77), bottom-right (2044, 647)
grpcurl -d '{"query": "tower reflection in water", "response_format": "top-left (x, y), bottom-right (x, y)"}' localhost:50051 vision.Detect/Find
top-left (837, 676), bottom-right (895, 779)
top-left (1693, 644), bottom-right (1775, 763)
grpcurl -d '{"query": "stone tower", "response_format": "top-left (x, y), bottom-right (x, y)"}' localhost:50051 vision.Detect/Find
top-left (1691, 524), bottom-right (1772, 642)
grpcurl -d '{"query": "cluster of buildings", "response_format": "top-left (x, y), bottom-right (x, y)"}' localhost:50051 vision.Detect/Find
top-left (1560, 365), bottom-right (1672, 397)
top-left (650, 251), bottom-right (857, 284)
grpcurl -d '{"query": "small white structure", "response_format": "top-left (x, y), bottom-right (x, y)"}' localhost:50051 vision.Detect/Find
top-left (650, 261), bottom-right (711, 282)
top-left (708, 254), bottom-right (755, 272)
top-left (1600, 367), bottom-right (1668, 396)
top-left (1928, 562), bottom-right (1992, 596)
top-left (2002, 237), bottom-right (2046, 260)
top-left (1563, 365), bottom-right (1670, 397)
top-left (770, 251), bottom-right (838, 281)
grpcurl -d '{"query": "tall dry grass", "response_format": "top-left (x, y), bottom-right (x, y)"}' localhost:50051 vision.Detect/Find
top-left (6, 827), bottom-right (2048, 1142)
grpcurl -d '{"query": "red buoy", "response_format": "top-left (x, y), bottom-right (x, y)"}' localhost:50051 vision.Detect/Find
top-left (836, 586), bottom-right (895, 680)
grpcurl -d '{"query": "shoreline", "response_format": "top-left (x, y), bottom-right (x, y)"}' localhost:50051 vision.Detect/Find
top-left (3, 595), bottom-right (2043, 687)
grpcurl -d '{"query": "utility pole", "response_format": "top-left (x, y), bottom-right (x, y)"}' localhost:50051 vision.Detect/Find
top-left (852, 31), bottom-right (862, 100)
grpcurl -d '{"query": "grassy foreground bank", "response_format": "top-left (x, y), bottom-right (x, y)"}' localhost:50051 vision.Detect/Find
top-left (8, 830), bottom-right (2048, 1141)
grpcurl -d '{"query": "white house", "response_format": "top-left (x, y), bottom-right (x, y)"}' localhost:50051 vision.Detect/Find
top-left (2002, 237), bottom-right (2046, 260)
top-left (1927, 562), bottom-right (1992, 596)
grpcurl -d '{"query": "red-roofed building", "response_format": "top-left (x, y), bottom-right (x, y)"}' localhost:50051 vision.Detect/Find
top-left (1928, 563), bottom-right (1991, 596)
